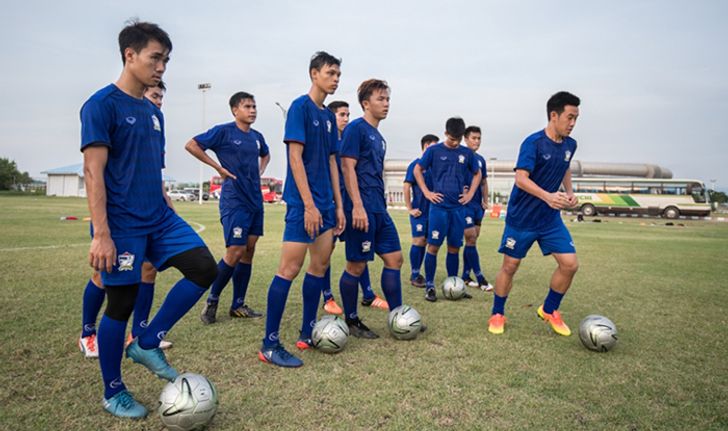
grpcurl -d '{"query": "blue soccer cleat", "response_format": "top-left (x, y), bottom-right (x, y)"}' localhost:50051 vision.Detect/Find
top-left (258, 343), bottom-right (303, 368)
top-left (125, 339), bottom-right (179, 381)
top-left (103, 390), bottom-right (148, 419)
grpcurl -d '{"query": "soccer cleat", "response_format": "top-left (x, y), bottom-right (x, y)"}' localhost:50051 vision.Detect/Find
top-left (346, 317), bottom-right (379, 339)
top-left (79, 334), bottom-right (98, 358)
top-left (125, 334), bottom-right (133, 349)
top-left (464, 276), bottom-right (478, 288)
top-left (295, 338), bottom-right (314, 351)
top-left (537, 305), bottom-right (572, 336)
top-left (480, 282), bottom-right (494, 292)
top-left (463, 292), bottom-right (473, 299)
top-left (425, 288), bottom-right (437, 302)
top-left (103, 390), bottom-right (148, 419)
top-left (200, 301), bottom-right (218, 324)
top-left (230, 304), bottom-right (263, 318)
top-left (127, 333), bottom-right (172, 350)
top-left (125, 339), bottom-right (179, 382)
top-left (361, 295), bottom-right (389, 310)
top-left (258, 344), bottom-right (303, 368)
top-left (323, 298), bottom-right (343, 315)
top-left (410, 274), bottom-right (426, 288)
top-left (488, 314), bottom-right (506, 335)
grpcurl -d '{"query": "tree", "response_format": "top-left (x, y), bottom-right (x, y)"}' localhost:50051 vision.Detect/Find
top-left (709, 190), bottom-right (727, 204)
top-left (0, 157), bottom-right (32, 190)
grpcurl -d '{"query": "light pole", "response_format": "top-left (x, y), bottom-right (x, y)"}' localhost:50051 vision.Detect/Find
top-left (197, 83), bottom-right (211, 205)
top-left (275, 102), bottom-right (288, 119)
top-left (489, 157), bottom-right (497, 206)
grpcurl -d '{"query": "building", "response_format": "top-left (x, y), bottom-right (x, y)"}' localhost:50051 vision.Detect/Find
top-left (42, 163), bottom-right (176, 197)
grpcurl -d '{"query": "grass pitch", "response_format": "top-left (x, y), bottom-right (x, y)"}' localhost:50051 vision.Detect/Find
top-left (1, 195), bottom-right (727, 430)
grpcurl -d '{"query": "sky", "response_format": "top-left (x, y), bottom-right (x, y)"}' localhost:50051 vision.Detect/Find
top-left (1, 1), bottom-right (726, 190)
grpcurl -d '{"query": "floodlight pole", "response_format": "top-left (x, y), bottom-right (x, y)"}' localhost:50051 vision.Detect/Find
top-left (198, 83), bottom-right (212, 205)
top-left (275, 102), bottom-right (288, 120)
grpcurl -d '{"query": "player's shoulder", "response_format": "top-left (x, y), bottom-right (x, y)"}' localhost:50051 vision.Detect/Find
top-left (565, 135), bottom-right (577, 148)
top-left (290, 94), bottom-right (310, 108)
top-left (349, 117), bottom-right (367, 129)
top-left (81, 84), bottom-right (119, 111)
top-left (524, 129), bottom-right (547, 144)
top-left (408, 158), bottom-right (420, 169)
top-left (250, 127), bottom-right (265, 139)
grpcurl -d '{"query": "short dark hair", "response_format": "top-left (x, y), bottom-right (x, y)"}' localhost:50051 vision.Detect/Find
top-left (150, 80), bottom-right (166, 92)
top-left (546, 91), bottom-right (580, 120)
top-left (309, 51), bottom-right (341, 76)
top-left (327, 100), bottom-right (349, 113)
top-left (420, 134), bottom-right (439, 149)
top-left (357, 79), bottom-right (389, 108)
top-left (118, 19), bottom-right (172, 64)
top-left (445, 117), bottom-right (466, 140)
top-left (229, 91), bottom-right (255, 109)
top-left (464, 126), bottom-right (481, 137)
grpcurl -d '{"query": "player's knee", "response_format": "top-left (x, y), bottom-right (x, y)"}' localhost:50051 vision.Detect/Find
top-left (427, 244), bottom-right (440, 254)
top-left (225, 246), bottom-right (246, 264)
top-left (141, 263), bottom-right (157, 283)
top-left (412, 237), bottom-right (426, 247)
top-left (242, 244), bottom-right (256, 262)
top-left (560, 259), bottom-right (579, 275)
top-left (465, 236), bottom-right (477, 246)
top-left (166, 247), bottom-right (218, 288)
top-left (104, 284), bottom-right (139, 321)
top-left (278, 261), bottom-right (303, 280)
top-left (501, 260), bottom-right (520, 276)
top-left (447, 246), bottom-right (460, 254)
top-left (346, 261), bottom-right (366, 276)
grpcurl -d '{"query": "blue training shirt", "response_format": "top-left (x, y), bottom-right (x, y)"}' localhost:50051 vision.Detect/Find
top-left (339, 117), bottom-right (387, 213)
top-left (417, 142), bottom-right (480, 210)
top-left (465, 152), bottom-right (488, 210)
top-left (282, 95), bottom-right (337, 210)
top-left (80, 84), bottom-right (170, 237)
top-left (194, 122), bottom-right (269, 215)
top-left (506, 129), bottom-right (577, 230)
top-left (404, 158), bottom-right (433, 216)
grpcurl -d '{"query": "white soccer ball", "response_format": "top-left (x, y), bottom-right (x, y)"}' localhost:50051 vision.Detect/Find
top-left (441, 276), bottom-right (466, 300)
top-left (312, 315), bottom-right (350, 353)
top-left (578, 315), bottom-right (618, 352)
top-left (388, 305), bottom-right (422, 340)
top-left (158, 373), bottom-right (218, 431)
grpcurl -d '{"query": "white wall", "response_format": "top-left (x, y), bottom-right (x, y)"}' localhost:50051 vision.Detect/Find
top-left (46, 174), bottom-right (83, 197)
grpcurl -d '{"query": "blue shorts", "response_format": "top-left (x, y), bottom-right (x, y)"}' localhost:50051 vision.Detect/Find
top-left (283, 206), bottom-right (336, 243)
top-left (498, 220), bottom-right (576, 259)
top-left (100, 212), bottom-right (206, 286)
top-left (409, 214), bottom-right (428, 238)
top-left (463, 205), bottom-right (484, 228)
top-left (221, 208), bottom-right (264, 247)
top-left (343, 211), bottom-right (401, 262)
top-left (427, 206), bottom-right (466, 248)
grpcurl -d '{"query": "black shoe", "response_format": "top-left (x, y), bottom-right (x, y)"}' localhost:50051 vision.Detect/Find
top-left (425, 288), bottom-right (437, 302)
top-left (410, 274), bottom-right (426, 288)
top-left (346, 317), bottom-right (379, 339)
top-left (420, 323), bottom-right (427, 333)
top-left (361, 296), bottom-right (374, 307)
top-left (230, 304), bottom-right (263, 318)
top-left (462, 292), bottom-right (473, 299)
top-left (200, 301), bottom-right (218, 324)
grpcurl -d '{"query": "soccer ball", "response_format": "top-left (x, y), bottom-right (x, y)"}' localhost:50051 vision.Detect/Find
top-left (158, 373), bottom-right (218, 431)
top-left (578, 315), bottom-right (618, 352)
top-left (388, 305), bottom-right (422, 340)
top-left (441, 276), bottom-right (466, 300)
top-left (312, 315), bottom-right (350, 353)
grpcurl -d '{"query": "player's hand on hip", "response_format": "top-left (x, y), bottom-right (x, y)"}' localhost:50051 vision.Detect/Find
top-left (425, 191), bottom-right (443, 204)
top-left (408, 208), bottom-right (422, 218)
top-left (459, 193), bottom-right (474, 205)
top-left (334, 207), bottom-right (346, 236)
top-left (218, 167), bottom-right (237, 181)
top-left (352, 205), bottom-right (369, 232)
top-left (304, 206), bottom-right (322, 239)
top-left (89, 234), bottom-right (116, 273)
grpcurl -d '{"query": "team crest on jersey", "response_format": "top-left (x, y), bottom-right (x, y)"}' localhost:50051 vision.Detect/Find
top-left (432, 230), bottom-right (440, 240)
top-left (125, 116), bottom-right (136, 125)
top-left (233, 139), bottom-right (242, 146)
top-left (362, 241), bottom-right (371, 253)
top-left (466, 216), bottom-right (473, 225)
top-left (118, 252), bottom-right (135, 271)
top-left (313, 119), bottom-right (320, 127)
top-left (326, 120), bottom-right (332, 133)
top-left (151, 114), bottom-right (161, 131)
top-left (233, 227), bottom-right (243, 238)
top-left (416, 224), bottom-right (423, 232)
top-left (458, 155), bottom-right (465, 164)
top-left (505, 237), bottom-right (516, 249)
top-left (543, 153), bottom-right (552, 160)
top-left (564, 150), bottom-right (572, 162)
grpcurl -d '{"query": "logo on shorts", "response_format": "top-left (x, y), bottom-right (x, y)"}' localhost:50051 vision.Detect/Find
top-left (156, 330), bottom-right (168, 341)
top-left (313, 119), bottom-right (320, 127)
top-left (233, 139), bottom-right (242, 145)
top-left (118, 252), bottom-right (135, 271)
top-left (109, 378), bottom-right (122, 389)
top-left (151, 114), bottom-right (161, 131)
top-left (543, 153), bottom-right (551, 160)
top-left (233, 227), bottom-right (243, 239)
top-left (466, 216), bottom-right (473, 225)
top-left (362, 241), bottom-right (371, 253)
top-left (564, 150), bottom-right (572, 162)
top-left (125, 116), bottom-right (136, 125)
top-left (416, 224), bottom-right (423, 232)
top-left (458, 155), bottom-right (465, 164)
top-left (432, 230), bottom-right (440, 240)
top-left (505, 237), bottom-right (516, 249)
top-left (326, 120), bottom-right (332, 133)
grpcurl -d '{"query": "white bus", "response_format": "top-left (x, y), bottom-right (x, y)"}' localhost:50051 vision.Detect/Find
top-left (572, 178), bottom-right (711, 219)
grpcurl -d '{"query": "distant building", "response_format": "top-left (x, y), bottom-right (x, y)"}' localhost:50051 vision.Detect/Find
top-left (42, 163), bottom-right (175, 197)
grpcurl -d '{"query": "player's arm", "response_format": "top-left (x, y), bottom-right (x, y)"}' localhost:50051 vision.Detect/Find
top-left (414, 164), bottom-right (443, 203)
top-left (184, 139), bottom-right (237, 181)
top-left (514, 169), bottom-right (569, 209)
top-left (562, 168), bottom-right (578, 207)
top-left (288, 143), bottom-right (322, 238)
top-left (481, 176), bottom-right (489, 209)
top-left (341, 157), bottom-right (368, 232)
top-left (83, 146), bottom-right (115, 273)
top-left (329, 155), bottom-right (346, 235)
top-left (403, 182), bottom-right (420, 217)
top-left (162, 182), bottom-right (176, 211)
top-left (460, 170), bottom-right (482, 205)
top-left (259, 153), bottom-right (271, 176)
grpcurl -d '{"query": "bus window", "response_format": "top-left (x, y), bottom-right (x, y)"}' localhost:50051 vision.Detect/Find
top-left (663, 185), bottom-right (687, 195)
top-left (630, 182), bottom-right (662, 194)
top-left (688, 184), bottom-right (707, 203)
top-left (575, 182), bottom-right (603, 193)
top-left (604, 182), bottom-right (632, 194)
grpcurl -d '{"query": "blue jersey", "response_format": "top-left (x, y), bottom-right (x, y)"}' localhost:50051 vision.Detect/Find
top-left (404, 158), bottom-right (432, 215)
top-left (340, 118), bottom-right (387, 213)
top-left (194, 122), bottom-right (269, 215)
top-left (282, 95), bottom-right (337, 210)
top-left (465, 152), bottom-right (488, 210)
top-left (417, 143), bottom-right (479, 210)
top-left (80, 84), bottom-right (169, 237)
top-left (506, 129), bottom-right (577, 230)
top-left (332, 135), bottom-right (346, 200)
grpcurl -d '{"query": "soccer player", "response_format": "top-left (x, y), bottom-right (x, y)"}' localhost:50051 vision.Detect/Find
top-left (81, 21), bottom-right (218, 418)
top-left (325, 100), bottom-right (388, 313)
top-left (339, 79), bottom-right (403, 339)
top-left (186, 91), bottom-right (270, 324)
top-left (414, 118), bottom-right (481, 302)
top-left (487, 91), bottom-right (580, 336)
top-left (258, 52), bottom-right (345, 368)
top-left (461, 126), bottom-right (494, 292)
top-left (403, 134), bottom-right (438, 288)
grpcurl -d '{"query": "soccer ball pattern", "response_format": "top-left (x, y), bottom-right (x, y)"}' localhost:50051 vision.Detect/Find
top-left (158, 373), bottom-right (218, 431)
top-left (312, 315), bottom-right (350, 353)
top-left (578, 315), bottom-right (618, 352)
top-left (442, 276), bottom-right (466, 300)
top-left (388, 305), bottom-right (422, 340)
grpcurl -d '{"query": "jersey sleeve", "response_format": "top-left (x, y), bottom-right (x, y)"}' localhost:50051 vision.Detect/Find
top-left (468, 151), bottom-right (480, 174)
top-left (418, 146), bottom-right (434, 170)
top-left (159, 110), bottom-right (166, 168)
top-left (404, 161), bottom-right (416, 184)
top-left (193, 125), bottom-right (223, 151)
top-left (339, 123), bottom-right (360, 159)
top-left (80, 98), bottom-right (113, 151)
top-left (329, 112), bottom-right (339, 155)
top-left (514, 138), bottom-right (537, 173)
top-left (283, 100), bottom-right (305, 145)
top-left (258, 133), bottom-right (270, 157)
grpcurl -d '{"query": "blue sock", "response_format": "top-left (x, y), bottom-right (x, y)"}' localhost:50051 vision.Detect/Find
top-left (360, 264), bottom-right (375, 300)
top-left (465, 246), bottom-right (483, 281)
top-left (97, 315), bottom-right (128, 399)
top-left (208, 259), bottom-right (234, 303)
top-left (380, 268), bottom-right (402, 310)
top-left (301, 273), bottom-right (323, 339)
top-left (231, 262), bottom-right (252, 310)
top-left (543, 288), bottom-right (565, 314)
top-left (461, 248), bottom-right (471, 279)
top-left (492, 294), bottom-right (508, 315)
top-left (131, 282), bottom-right (154, 338)
top-left (138, 278), bottom-right (206, 350)
top-left (409, 245), bottom-right (425, 279)
top-left (263, 275), bottom-right (292, 348)
top-left (424, 252), bottom-right (437, 289)
top-left (339, 270), bottom-right (360, 320)
top-left (446, 251), bottom-right (459, 277)
top-left (322, 266), bottom-right (334, 302)
top-left (82, 279), bottom-right (105, 337)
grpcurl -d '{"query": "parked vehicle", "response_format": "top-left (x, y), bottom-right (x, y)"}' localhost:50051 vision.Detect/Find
top-left (168, 190), bottom-right (195, 201)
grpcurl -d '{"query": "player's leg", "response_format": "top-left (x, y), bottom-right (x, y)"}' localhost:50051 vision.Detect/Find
top-left (446, 208), bottom-right (468, 296)
top-left (359, 263), bottom-right (380, 307)
top-left (229, 235), bottom-right (262, 318)
top-left (80, 271), bottom-right (105, 358)
top-left (340, 211), bottom-right (378, 338)
top-left (536, 222), bottom-right (578, 336)
top-left (322, 239), bottom-right (343, 315)
top-left (295, 229), bottom-right (334, 349)
top-left (375, 213), bottom-right (403, 310)
top-left (424, 207), bottom-right (446, 301)
top-left (129, 262), bottom-right (165, 347)
top-left (470, 223), bottom-right (493, 291)
top-left (461, 209), bottom-right (477, 284)
top-left (409, 229), bottom-right (427, 288)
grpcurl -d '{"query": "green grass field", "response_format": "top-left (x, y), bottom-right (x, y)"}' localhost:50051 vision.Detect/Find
top-left (1, 195), bottom-right (727, 430)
